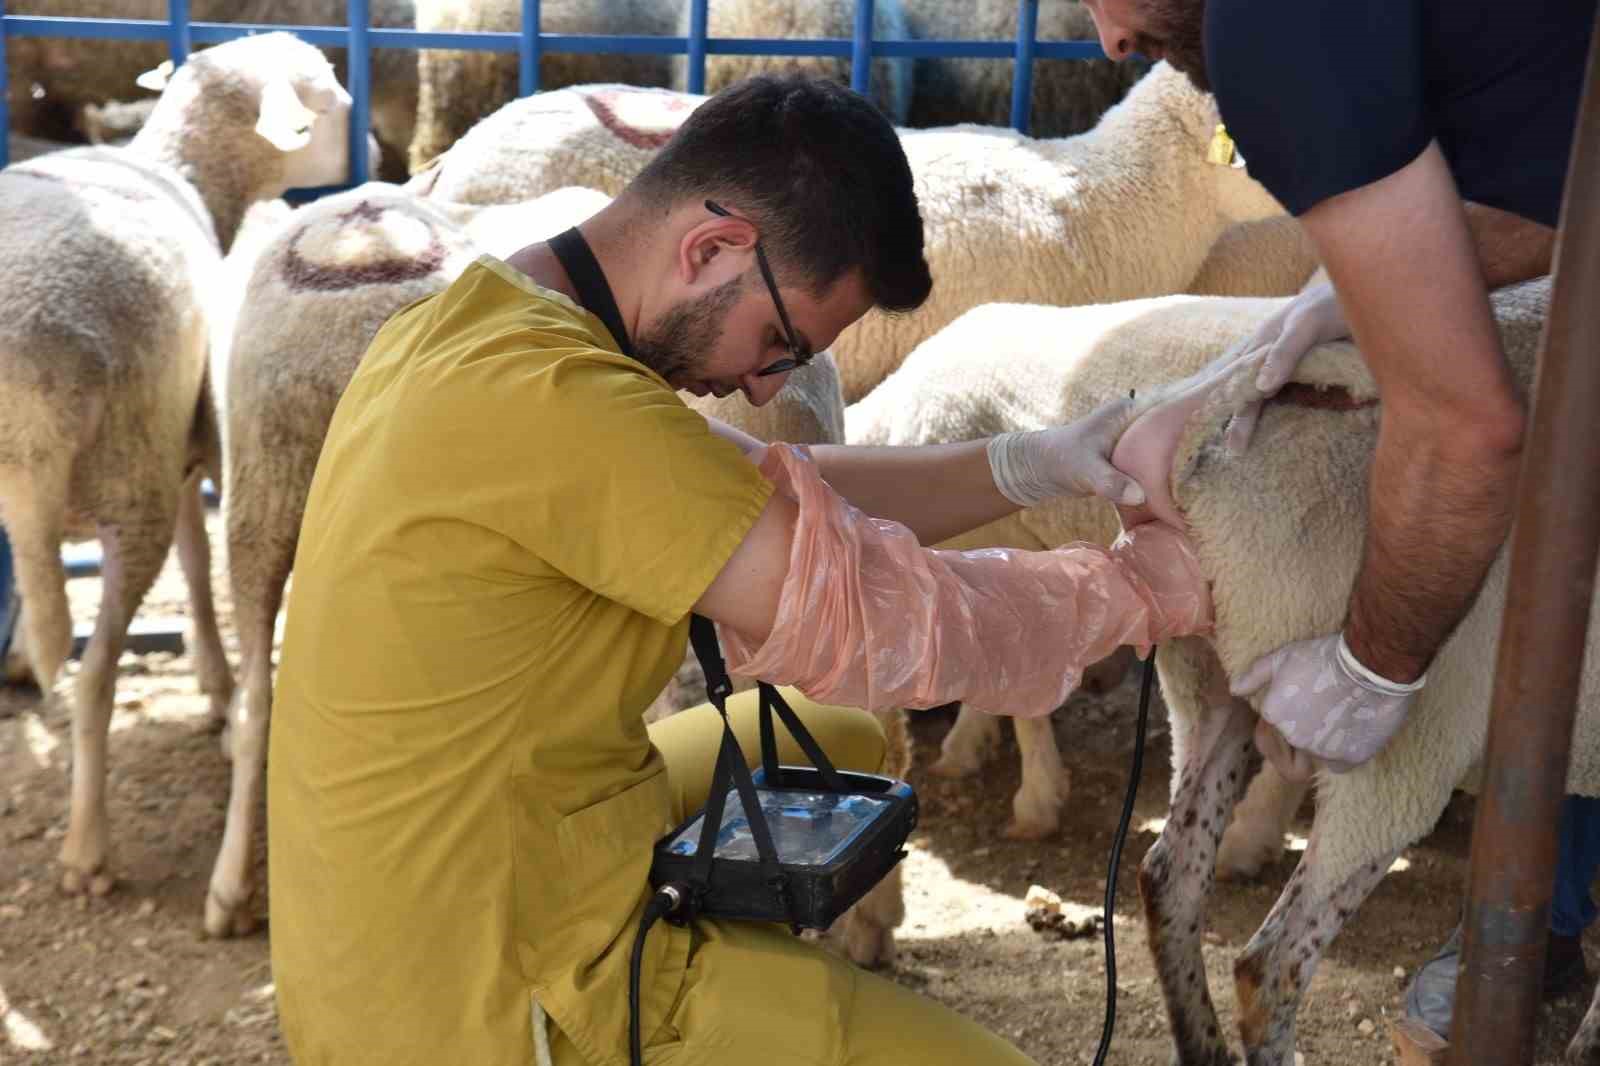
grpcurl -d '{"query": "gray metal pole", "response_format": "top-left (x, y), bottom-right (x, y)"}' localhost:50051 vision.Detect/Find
top-left (1447, 14), bottom-right (1600, 1066)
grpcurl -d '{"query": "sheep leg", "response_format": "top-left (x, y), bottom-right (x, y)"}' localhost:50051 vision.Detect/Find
top-left (834, 862), bottom-right (905, 969)
top-left (1567, 982), bottom-right (1600, 1065)
top-left (1005, 715), bottom-right (1068, 840)
top-left (1140, 693), bottom-right (1258, 1066)
top-left (0, 463), bottom-right (73, 692)
top-left (205, 505), bottom-right (294, 938)
top-left (929, 705), bottom-right (999, 778)
top-left (175, 471), bottom-right (233, 727)
top-left (61, 511), bottom-right (173, 897)
top-left (1216, 764), bottom-right (1308, 881)
top-left (1232, 833), bottom-right (1399, 1064)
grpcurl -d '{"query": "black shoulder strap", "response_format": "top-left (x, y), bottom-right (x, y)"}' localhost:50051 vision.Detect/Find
top-left (548, 227), bottom-right (635, 359)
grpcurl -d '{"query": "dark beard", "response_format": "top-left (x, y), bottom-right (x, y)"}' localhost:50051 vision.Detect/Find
top-left (632, 275), bottom-right (744, 386)
top-left (1138, 0), bottom-right (1209, 92)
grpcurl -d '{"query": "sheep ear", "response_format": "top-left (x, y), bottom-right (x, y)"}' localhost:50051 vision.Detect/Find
top-left (254, 78), bottom-right (319, 152)
top-left (135, 58), bottom-right (175, 92)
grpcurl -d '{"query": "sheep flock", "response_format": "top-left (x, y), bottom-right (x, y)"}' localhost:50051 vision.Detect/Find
top-left (4, 5), bottom-right (1573, 1066)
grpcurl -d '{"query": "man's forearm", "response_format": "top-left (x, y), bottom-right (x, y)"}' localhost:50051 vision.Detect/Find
top-left (809, 441), bottom-right (1017, 545)
top-left (1343, 411), bottom-right (1522, 682)
top-left (1464, 201), bottom-right (1555, 289)
top-left (706, 417), bottom-right (1022, 544)
top-left (1341, 208), bottom-right (1536, 678)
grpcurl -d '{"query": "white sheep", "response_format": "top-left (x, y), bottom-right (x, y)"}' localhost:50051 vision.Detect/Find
top-left (904, 0), bottom-right (1147, 137)
top-left (408, 0), bottom-right (678, 172)
top-left (412, 63), bottom-right (1288, 401)
top-left (6, 0), bottom-right (417, 181)
top-left (999, 281), bottom-right (1585, 1065)
top-left (0, 33), bottom-right (352, 927)
top-left (668, 0), bottom-right (912, 125)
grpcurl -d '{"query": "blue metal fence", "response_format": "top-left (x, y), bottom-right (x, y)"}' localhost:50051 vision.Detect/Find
top-left (0, 0), bottom-right (1109, 180)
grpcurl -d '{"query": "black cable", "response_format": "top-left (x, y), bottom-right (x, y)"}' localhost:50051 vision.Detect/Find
top-left (629, 884), bottom-right (684, 1066)
top-left (1093, 650), bottom-right (1156, 1066)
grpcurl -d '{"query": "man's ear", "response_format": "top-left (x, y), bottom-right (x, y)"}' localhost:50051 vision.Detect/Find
top-left (678, 214), bottom-right (756, 285)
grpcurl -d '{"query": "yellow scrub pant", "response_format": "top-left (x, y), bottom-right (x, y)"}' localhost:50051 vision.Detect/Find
top-left (546, 688), bottom-right (1039, 1066)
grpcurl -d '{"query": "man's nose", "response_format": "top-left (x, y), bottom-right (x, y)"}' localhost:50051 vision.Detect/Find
top-left (740, 370), bottom-right (787, 407)
top-left (1093, 19), bottom-right (1136, 61)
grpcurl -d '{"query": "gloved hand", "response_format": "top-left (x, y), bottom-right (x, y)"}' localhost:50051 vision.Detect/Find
top-left (987, 396), bottom-right (1148, 508)
top-left (1230, 632), bottom-right (1425, 772)
top-left (1220, 280), bottom-right (1350, 453)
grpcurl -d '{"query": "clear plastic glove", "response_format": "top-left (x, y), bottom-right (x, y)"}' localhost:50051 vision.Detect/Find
top-left (721, 445), bottom-right (1212, 716)
top-left (1221, 281), bottom-right (1350, 453)
top-left (1229, 632), bottom-right (1424, 772)
top-left (987, 396), bottom-right (1147, 508)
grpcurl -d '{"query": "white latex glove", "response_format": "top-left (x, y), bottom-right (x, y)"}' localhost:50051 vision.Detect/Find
top-left (987, 396), bottom-right (1147, 508)
top-left (1222, 280), bottom-right (1350, 453)
top-left (1230, 632), bottom-right (1424, 772)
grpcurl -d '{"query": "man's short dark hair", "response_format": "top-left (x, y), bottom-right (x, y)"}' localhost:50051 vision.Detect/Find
top-left (631, 75), bottom-right (933, 314)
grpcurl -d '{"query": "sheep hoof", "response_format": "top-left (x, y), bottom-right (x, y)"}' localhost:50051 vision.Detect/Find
top-left (60, 864), bottom-right (116, 898)
top-left (1002, 814), bottom-right (1058, 841)
top-left (927, 756), bottom-right (980, 779)
top-left (3, 652), bottom-right (33, 685)
top-left (835, 915), bottom-right (896, 970)
top-left (204, 886), bottom-right (259, 939)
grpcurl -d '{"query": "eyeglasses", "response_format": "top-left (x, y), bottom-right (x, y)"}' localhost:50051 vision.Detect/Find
top-left (704, 200), bottom-right (813, 378)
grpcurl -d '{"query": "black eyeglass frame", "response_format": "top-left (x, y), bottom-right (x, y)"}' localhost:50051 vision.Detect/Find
top-left (704, 199), bottom-right (813, 378)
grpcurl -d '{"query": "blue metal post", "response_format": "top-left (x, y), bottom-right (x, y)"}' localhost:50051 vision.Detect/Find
top-left (0, 0), bottom-right (10, 170)
top-left (686, 0), bottom-right (708, 95)
top-left (850, 0), bottom-right (874, 96)
top-left (167, 0), bottom-right (190, 64)
top-left (347, 0), bottom-right (371, 183)
top-left (518, 0), bottom-right (541, 95)
top-left (1009, 0), bottom-right (1038, 134)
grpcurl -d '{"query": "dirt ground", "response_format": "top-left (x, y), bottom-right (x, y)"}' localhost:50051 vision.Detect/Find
top-left (3, 518), bottom-right (1596, 1065)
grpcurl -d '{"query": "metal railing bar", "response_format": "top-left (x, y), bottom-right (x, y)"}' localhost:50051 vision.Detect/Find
top-left (850, 0), bottom-right (874, 95)
top-left (518, 0), bottom-right (540, 96)
top-left (1009, 0), bottom-right (1039, 133)
top-left (685, 0), bottom-right (708, 95)
top-left (346, 0), bottom-right (370, 184)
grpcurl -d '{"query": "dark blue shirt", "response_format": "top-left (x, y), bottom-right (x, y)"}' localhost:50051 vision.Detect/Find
top-left (1206, 0), bottom-right (1596, 227)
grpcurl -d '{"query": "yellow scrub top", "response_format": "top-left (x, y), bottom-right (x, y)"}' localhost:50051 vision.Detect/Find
top-left (268, 256), bottom-right (773, 1066)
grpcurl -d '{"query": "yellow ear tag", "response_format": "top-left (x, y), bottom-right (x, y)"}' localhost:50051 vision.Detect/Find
top-left (1205, 123), bottom-right (1237, 167)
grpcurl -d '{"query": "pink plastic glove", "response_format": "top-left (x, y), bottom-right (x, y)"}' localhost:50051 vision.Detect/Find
top-left (1229, 632), bottom-right (1425, 772)
top-left (1221, 281), bottom-right (1350, 453)
top-left (720, 445), bottom-right (1212, 717)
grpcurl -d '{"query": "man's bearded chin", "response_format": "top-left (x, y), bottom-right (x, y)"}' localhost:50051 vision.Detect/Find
top-left (633, 276), bottom-right (742, 387)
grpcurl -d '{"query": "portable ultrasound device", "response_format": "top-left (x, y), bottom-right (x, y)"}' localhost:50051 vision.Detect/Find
top-left (647, 616), bottom-right (918, 931)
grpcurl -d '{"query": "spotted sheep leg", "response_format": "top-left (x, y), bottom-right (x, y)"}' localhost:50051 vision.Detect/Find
top-left (1139, 637), bottom-right (1258, 1066)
